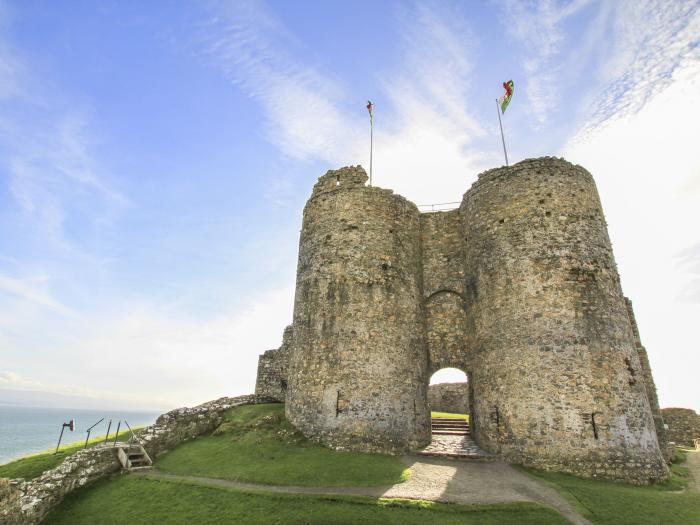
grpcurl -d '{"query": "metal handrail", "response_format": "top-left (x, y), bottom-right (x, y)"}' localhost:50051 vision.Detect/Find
top-left (84, 418), bottom-right (104, 449)
top-left (123, 419), bottom-right (141, 445)
top-left (417, 201), bottom-right (460, 212)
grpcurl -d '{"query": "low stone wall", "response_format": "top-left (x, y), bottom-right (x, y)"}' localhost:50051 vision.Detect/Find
top-left (0, 394), bottom-right (267, 524)
top-left (139, 394), bottom-right (265, 458)
top-left (0, 445), bottom-right (121, 525)
top-left (428, 382), bottom-right (469, 414)
top-left (661, 407), bottom-right (700, 447)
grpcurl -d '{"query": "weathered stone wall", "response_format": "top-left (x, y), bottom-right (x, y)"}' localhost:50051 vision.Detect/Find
top-left (428, 382), bottom-right (470, 414)
top-left (286, 166), bottom-right (430, 453)
top-left (460, 157), bottom-right (667, 483)
top-left (139, 394), bottom-right (264, 458)
top-left (280, 157), bottom-right (668, 483)
top-left (255, 325), bottom-right (293, 402)
top-left (0, 394), bottom-right (266, 524)
top-left (661, 408), bottom-right (700, 447)
top-left (624, 297), bottom-right (669, 458)
top-left (0, 446), bottom-right (121, 525)
top-left (420, 211), bottom-right (470, 373)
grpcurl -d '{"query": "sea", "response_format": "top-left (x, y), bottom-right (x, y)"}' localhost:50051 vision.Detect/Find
top-left (0, 405), bottom-right (160, 465)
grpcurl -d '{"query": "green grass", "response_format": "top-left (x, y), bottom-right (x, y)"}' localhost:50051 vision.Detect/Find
top-left (155, 403), bottom-right (410, 487)
top-left (519, 449), bottom-right (700, 525)
top-left (44, 474), bottom-right (569, 525)
top-left (431, 411), bottom-right (469, 420)
top-left (0, 427), bottom-right (141, 481)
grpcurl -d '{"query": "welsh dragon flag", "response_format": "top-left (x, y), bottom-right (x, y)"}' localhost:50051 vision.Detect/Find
top-left (498, 80), bottom-right (514, 113)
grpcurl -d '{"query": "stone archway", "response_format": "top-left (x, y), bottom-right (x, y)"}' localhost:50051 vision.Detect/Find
top-left (428, 368), bottom-right (470, 415)
top-left (424, 290), bottom-right (469, 374)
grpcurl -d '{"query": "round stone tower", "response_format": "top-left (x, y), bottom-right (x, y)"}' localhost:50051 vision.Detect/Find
top-left (460, 158), bottom-right (668, 483)
top-left (285, 166), bottom-right (430, 453)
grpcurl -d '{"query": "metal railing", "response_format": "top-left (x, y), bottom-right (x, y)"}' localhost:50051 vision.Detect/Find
top-left (417, 202), bottom-right (460, 212)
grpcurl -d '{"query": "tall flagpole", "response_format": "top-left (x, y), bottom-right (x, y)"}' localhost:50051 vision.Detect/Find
top-left (369, 107), bottom-right (373, 186)
top-left (496, 99), bottom-right (509, 167)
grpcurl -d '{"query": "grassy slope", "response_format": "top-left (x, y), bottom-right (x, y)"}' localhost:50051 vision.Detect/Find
top-left (0, 428), bottom-right (141, 480)
top-left (520, 449), bottom-right (700, 525)
top-left (155, 403), bottom-right (409, 487)
top-left (44, 475), bottom-right (569, 525)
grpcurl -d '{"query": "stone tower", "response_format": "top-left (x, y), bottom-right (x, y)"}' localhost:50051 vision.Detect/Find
top-left (284, 166), bottom-right (430, 453)
top-left (256, 157), bottom-right (669, 484)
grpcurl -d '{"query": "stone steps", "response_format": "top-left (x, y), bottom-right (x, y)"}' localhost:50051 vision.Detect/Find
top-left (431, 417), bottom-right (470, 436)
top-left (116, 444), bottom-right (153, 470)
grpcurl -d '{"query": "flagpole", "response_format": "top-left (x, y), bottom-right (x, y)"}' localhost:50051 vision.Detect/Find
top-left (496, 98), bottom-right (509, 167)
top-left (369, 113), bottom-right (373, 186)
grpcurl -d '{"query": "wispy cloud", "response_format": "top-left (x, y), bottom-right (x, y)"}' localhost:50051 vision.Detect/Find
top-left (0, 3), bottom-right (127, 253)
top-left (201, 0), bottom-right (488, 204)
top-left (199, 0), bottom-right (357, 163)
top-left (498, 0), bottom-right (595, 126)
top-left (561, 22), bottom-right (700, 409)
top-left (0, 273), bottom-right (77, 317)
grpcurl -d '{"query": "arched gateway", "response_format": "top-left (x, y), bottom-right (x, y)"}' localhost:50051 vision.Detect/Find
top-left (255, 158), bottom-right (669, 485)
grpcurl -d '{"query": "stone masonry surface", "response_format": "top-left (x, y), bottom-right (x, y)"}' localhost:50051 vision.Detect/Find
top-left (428, 382), bottom-right (470, 414)
top-left (0, 394), bottom-right (268, 524)
top-left (255, 325), bottom-right (292, 401)
top-left (258, 157), bottom-right (670, 484)
top-left (661, 408), bottom-right (700, 447)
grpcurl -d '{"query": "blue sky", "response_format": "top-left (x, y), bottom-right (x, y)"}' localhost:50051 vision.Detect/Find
top-left (0, 0), bottom-right (698, 411)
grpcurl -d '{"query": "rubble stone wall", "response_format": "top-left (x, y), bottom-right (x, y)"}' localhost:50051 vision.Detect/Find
top-left (420, 211), bottom-right (471, 373)
top-left (661, 408), bottom-right (700, 447)
top-left (0, 394), bottom-right (265, 524)
top-left (428, 382), bottom-right (470, 414)
top-left (624, 298), bottom-right (669, 458)
top-left (255, 325), bottom-right (293, 402)
top-left (264, 157), bottom-right (669, 484)
top-left (285, 166), bottom-right (430, 453)
top-left (460, 158), bottom-right (667, 483)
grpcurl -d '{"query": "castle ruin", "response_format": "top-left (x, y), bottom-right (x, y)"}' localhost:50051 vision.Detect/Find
top-left (256, 157), bottom-right (669, 484)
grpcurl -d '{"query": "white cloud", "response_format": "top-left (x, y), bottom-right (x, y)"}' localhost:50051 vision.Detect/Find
top-left (576, 0), bottom-right (700, 140)
top-left (200, 0), bottom-right (357, 164)
top-left (498, 0), bottom-right (595, 126)
top-left (49, 284), bottom-right (295, 408)
top-left (203, 0), bottom-right (489, 205)
top-left (0, 273), bottom-right (77, 317)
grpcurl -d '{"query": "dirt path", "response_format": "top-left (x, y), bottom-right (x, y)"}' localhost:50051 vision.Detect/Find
top-left (137, 455), bottom-right (590, 525)
top-left (686, 450), bottom-right (700, 492)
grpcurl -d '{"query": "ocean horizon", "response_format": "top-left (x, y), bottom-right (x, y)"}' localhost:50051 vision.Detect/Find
top-left (0, 405), bottom-right (160, 466)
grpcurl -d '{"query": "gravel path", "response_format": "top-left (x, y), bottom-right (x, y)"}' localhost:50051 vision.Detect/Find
top-left (686, 450), bottom-right (700, 493)
top-left (138, 456), bottom-right (590, 525)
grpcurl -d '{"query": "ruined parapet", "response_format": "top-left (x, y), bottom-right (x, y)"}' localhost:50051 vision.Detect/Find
top-left (428, 382), bottom-right (470, 414)
top-left (661, 407), bottom-right (700, 447)
top-left (286, 166), bottom-right (430, 453)
top-left (255, 325), bottom-right (293, 401)
top-left (460, 157), bottom-right (668, 483)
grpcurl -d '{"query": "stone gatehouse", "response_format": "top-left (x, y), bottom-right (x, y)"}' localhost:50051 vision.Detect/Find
top-left (256, 157), bottom-right (669, 484)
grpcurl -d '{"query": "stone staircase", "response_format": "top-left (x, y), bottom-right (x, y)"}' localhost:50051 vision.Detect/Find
top-left (116, 444), bottom-right (153, 471)
top-left (416, 417), bottom-right (493, 460)
top-left (431, 417), bottom-right (470, 436)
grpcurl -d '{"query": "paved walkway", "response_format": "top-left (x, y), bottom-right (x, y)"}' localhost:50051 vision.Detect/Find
top-left (416, 434), bottom-right (493, 459)
top-left (137, 456), bottom-right (590, 525)
top-left (687, 450), bottom-right (700, 493)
